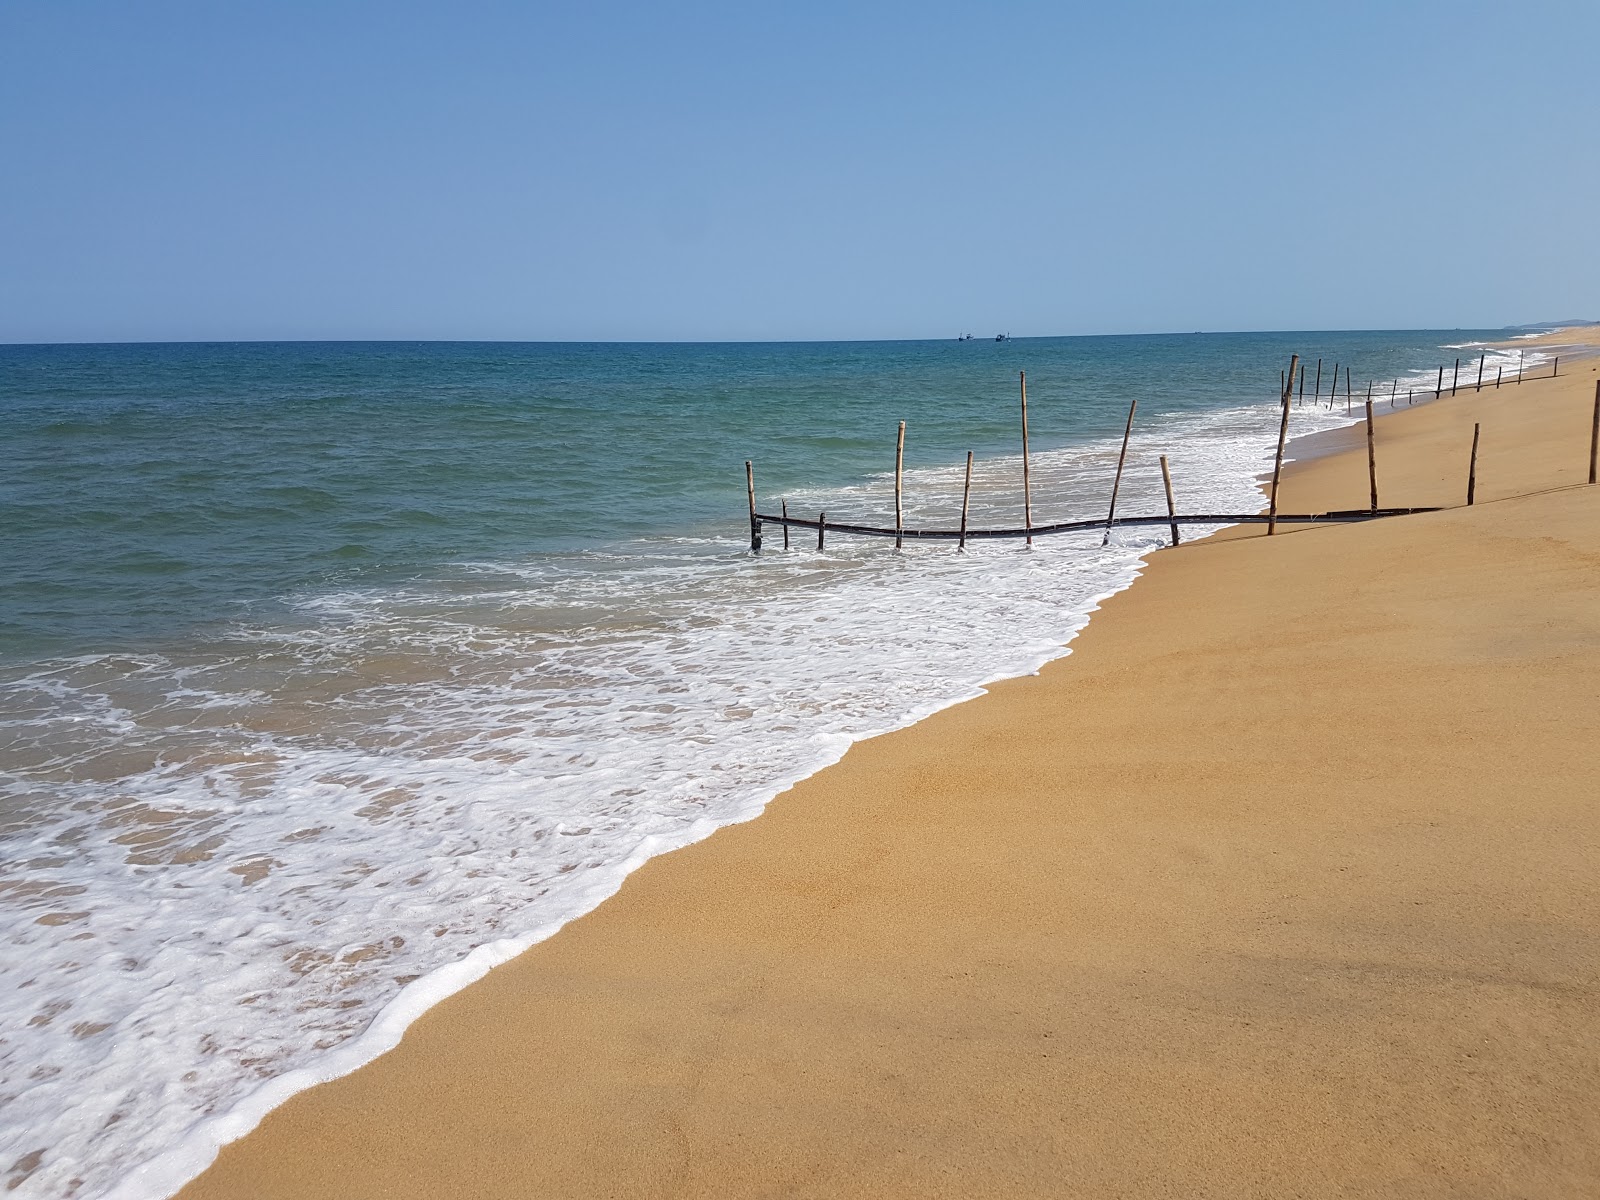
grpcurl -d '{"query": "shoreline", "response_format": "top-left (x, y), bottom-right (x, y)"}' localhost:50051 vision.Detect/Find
top-left (164, 344), bottom-right (1600, 1197)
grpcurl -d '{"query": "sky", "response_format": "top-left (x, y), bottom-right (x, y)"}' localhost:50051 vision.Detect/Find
top-left (3, 0), bottom-right (1597, 343)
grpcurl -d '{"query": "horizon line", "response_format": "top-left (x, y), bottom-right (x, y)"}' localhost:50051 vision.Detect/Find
top-left (6, 322), bottom-right (1590, 350)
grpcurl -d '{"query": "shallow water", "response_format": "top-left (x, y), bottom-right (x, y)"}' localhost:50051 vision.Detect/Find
top-left (0, 331), bottom-right (1541, 1197)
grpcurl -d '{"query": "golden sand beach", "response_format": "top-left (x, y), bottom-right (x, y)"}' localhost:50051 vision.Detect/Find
top-left (180, 345), bottom-right (1600, 1198)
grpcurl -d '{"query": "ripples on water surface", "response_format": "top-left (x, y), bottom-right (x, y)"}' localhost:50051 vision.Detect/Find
top-left (0, 332), bottom-right (1541, 1196)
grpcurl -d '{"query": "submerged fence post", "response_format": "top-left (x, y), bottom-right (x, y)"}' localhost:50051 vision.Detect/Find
top-left (1269, 355), bottom-right (1297, 535)
top-left (894, 421), bottom-right (906, 551)
top-left (1314, 358), bottom-right (1323, 401)
top-left (1326, 363), bottom-right (1336, 409)
top-left (1467, 423), bottom-right (1480, 505)
top-left (1160, 454), bottom-right (1180, 546)
top-left (817, 511), bottom-right (826, 551)
top-left (1366, 399), bottom-right (1378, 512)
top-left (1590, 382), bottom-right (1599, 485)
top-left (1299, 363), bottom-right (1306, 404)
top-left (1345, 366), bottom-right (1353, 416)
top-left (781, 500), bottom-right (790, 551)
top-left (1020, 372), bottom-right (1032, 547)
top-left (959, 450), bottom-right (973, 551)
top-left (746, 460), bottom-right (762, 554)
top-left (1102, 398), bottom-right (1138, 546)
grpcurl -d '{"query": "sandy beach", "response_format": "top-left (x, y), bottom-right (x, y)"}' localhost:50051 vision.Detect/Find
top-left (178, 348), bottom-right (1600, 1198)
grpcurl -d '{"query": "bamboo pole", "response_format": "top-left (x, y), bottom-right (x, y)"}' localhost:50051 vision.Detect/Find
top-left (1269, 355), bottom-right (1297, 535)
top-left (959, 450), bottom-right (973, 550)
top-left (1020, 372), bottom-right (1032, 547)
top-left (1589, 382), bottom-right (1599, 485)
top-left (1476, 353), bottom-right (1485, 392)
top-left (1160, 454), bottom-right (1180, 546)
top-left (1365, 399), bottom-right (1378, 512)
top-left (746, 460), bottom-right (761, 554)
top-left (781, 500), bottom-right (790, 550)
top-left (1467, 423), bottom-right (1480, 506)
top-left (894, 420), bottom-right (906, 551)
top-left (1102, 398), bottom-right (1138, 546)
top-left (817, 512), bottom-right (826, 551)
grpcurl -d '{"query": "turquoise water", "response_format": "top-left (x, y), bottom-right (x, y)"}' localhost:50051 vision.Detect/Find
top-left (1, 331), bottom-right (1502, 657)
top-left (0, 330), bottom-right (1531, 1199)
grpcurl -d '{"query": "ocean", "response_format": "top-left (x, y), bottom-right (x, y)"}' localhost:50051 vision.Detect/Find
top-left (0, 331), bottom-right (1545, 1197)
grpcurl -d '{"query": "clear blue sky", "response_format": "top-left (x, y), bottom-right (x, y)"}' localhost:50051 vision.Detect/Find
top-left (3, 1), bottom-right (1596, 343)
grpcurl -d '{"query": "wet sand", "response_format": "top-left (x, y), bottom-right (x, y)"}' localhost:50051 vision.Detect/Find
top-left (179, 352), bottom-right (1600, 1198)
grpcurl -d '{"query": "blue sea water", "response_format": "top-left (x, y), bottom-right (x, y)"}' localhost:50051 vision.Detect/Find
top-left (0, 331), bottom-right (1538, 1197)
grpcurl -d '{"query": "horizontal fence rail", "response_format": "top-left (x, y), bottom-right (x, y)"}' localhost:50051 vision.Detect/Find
top-left (752, 507), bottom-right (1442, 543)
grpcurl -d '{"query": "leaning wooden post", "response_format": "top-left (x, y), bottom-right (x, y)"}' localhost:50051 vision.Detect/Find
top-left (1553, 356), bottom-right (1560, 379)
top-left (1518, 350), bottom-right (1524, 383)
top-left (1159, 454), bottom-right (1180, 546)
top-left (1365, 379), bottom-right (1373, 410)
top-left (1102, 397), bottom-right (1138, 546)
top-left (1314, 358), bottom-right (1323, 401)
top-left (1019, 372), bottom-right (1032, 547)
top-left (1268, 358), bottom-right (1295, 535)
top-left (1345, 365), bottom-right (1352, 416)
top-left (1496, 366), bottom-right (1503, 389)
top-left (1452, 357), bottom-right (1460, 395)
top-left (1476, 353), bottom-right (1485, 392)
top-left (745, 460), bottom-right (762, 554)
top-left (1390, 378), bottom-right (1398, 408)
top-left (894, 420), bottom-right (906, 551)
top-left (1365, 399), bottom-right (1378, 512)
top-left (817, 511), bottom-right (826, 551)
top-left (1436, 366), bottom-right (1444, 398)
top-left (1326, 363), bottom-right (1336, 409)
top-left (958, 450), bottom-right (973, 551)
top-left (781, 500), bottom-right (790, 551)
top-left (1467, 423), bottom-right (1480, 506)
top-left (1589, 382), bottom-right (1599, 485)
